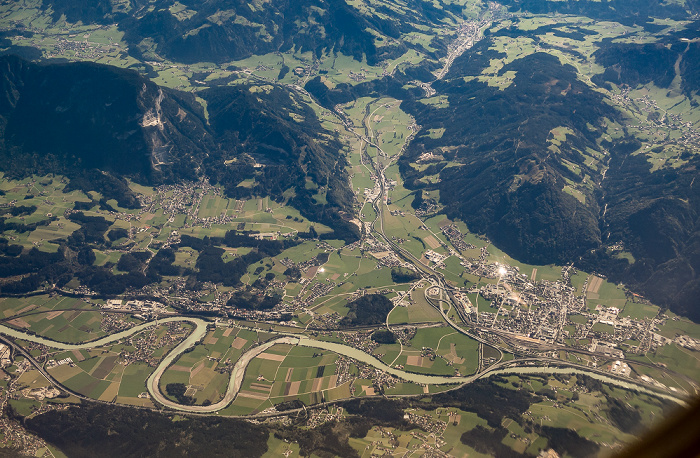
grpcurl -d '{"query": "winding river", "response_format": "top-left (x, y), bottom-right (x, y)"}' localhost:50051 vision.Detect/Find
top-left (0, 316), bottom-right (209, 350)
top-left (0, 318), bottom-right (685, 413)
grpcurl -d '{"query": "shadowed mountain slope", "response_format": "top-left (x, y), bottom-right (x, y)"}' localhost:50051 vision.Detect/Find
top-left (0, 55), bottom-right (358, 240)
top-left (0, 55), bottom-right (211, 183)
top-left (41, 0), bottom-right (459, 65)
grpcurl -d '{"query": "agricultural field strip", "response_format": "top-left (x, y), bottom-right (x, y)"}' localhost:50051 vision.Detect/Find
top-left (2, 316), bottom-right (685, 415)
top-left (269, 344), bottom-right (295, 388)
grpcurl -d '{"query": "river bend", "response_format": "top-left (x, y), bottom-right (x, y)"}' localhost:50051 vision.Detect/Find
top-left (0, 319), bottom-right (684, 412)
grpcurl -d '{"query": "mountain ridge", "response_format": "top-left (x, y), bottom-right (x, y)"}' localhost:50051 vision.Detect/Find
top-left (40, 0), bottom-right (461, 65)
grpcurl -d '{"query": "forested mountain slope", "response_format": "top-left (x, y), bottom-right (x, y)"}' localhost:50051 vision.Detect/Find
top-left (40, 0), bottom-right (463, 64)
top-left (0, 55), bottom-right (357, 240)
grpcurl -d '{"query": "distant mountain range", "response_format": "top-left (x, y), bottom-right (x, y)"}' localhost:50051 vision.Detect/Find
top-left (40, 0), bottom-right (457, 65)
top-left (498, 0), bottom-right (698, 24)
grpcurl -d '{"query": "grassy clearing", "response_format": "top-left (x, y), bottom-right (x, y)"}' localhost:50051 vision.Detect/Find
top-left (159, 325), bottom-right (260, 405)
top-left (658, 314), bottom-right (700, 340)
top-left (632, 343), bottom-right (700, 381)
top-left (45, 323), bottom-right (190, 407)
top-left (621, 302), bottom-right (659, 320)
top-left (405, 287), bottom-right (444, 323)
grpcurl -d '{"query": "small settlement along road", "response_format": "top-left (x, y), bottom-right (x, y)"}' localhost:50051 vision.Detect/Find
top-left (349, 88), bottom-right (694, 405)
